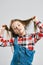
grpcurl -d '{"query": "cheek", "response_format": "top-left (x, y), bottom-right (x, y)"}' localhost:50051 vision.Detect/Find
top-left (22, 26), bottom-right (25, 30)
top-left (22, 25), bottom-right (25, 29)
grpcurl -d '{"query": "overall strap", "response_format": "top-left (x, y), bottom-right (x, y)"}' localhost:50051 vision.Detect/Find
top-left (14, 36), bottom-right (18, 45)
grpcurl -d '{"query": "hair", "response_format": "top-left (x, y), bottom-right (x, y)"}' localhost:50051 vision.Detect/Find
top-left (2, 24), bottom-right (9, 31)
top-left (2, 24), bottom-right (12, 38)
top-left (9, 17), bottom-right (37, 37)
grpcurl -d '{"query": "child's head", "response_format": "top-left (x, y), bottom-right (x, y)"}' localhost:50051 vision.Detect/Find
top-left (9, 17), bottom-right (35, 37)
top-left (9, 16), bottom-right (37, 37)
top-left (10, 19), bottom-right (26, 37)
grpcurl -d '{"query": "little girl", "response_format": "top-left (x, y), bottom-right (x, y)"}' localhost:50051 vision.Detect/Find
top-left (0, 16), bottom-right (43, 65)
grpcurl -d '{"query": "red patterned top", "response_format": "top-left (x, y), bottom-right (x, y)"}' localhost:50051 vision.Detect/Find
top-left (0, 21), bottom-right (43, 50)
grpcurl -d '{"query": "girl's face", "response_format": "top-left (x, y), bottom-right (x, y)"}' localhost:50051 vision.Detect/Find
top-left (11, 21), bottom-right (25, 36)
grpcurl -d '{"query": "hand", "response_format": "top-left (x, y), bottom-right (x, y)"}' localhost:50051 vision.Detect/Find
top-left (31, 16), bottom-right (36, 20)
top-left (32, 16), bottom-right (39, 22)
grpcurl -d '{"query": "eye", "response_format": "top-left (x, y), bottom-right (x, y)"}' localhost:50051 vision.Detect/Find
top-left (14, 27), bottom-right (16, 29)
top-left (18, 24), bottom-right (20, 26)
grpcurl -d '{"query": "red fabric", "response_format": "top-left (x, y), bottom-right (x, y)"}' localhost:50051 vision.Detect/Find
top-left (0, 21), bottom-right (43, 50)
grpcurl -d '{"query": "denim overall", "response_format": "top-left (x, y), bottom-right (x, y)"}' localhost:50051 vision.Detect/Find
top-left (10, 37), bottom-right (35, 65)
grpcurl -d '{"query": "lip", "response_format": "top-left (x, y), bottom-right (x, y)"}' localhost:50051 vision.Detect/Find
top-left (19, 32), bottom-right (23, 35)
top-left (20, 28), bottom-right (22, 30)
top-left (19, 29), bottom-right (22, 31)
top-left (19, 29), bottom-right (23, 32)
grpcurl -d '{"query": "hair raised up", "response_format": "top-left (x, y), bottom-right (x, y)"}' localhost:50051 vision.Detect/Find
top-left (9, 17), bottom-right (37, 37)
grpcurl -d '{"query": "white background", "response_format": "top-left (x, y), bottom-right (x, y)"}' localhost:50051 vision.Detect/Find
top-left (0, 0), bottom-right (43, 65)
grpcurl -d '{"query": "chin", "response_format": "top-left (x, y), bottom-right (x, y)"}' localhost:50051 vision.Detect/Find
top-left (20, 31), bottom-right (24, 35)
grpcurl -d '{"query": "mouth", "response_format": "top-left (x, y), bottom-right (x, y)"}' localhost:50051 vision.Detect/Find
top-left (19, 29), bottom-right (23, 32)
top-left (19, 29), bottom-right (24, 35)
top-left (18, 28), bottom-right (25, 35)
top-left (19, 29), bottom-right (22, 31)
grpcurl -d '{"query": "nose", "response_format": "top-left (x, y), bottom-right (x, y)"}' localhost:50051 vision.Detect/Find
top-left (16, 26), bottom-right (21, 31)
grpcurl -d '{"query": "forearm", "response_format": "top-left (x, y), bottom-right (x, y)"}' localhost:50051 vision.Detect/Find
top-left (31, 16), bottom-right (43, 44)
top-left (0, 36), bottom-right (14, 47)
top-left (32, 16), bottom-right (43, 32)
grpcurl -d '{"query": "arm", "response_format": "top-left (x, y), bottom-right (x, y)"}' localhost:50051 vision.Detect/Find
top-left (33, 16), bottom-right (43, 33)
top-left (32, 16), bottom-right (43, 44)
top-left (0, 36), bottom-right (14, 47)
top-left (0, 28), bottom-right (14, 47)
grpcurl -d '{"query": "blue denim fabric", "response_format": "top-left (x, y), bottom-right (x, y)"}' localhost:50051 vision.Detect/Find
top-left (10, 37), bottom-right (35, 65)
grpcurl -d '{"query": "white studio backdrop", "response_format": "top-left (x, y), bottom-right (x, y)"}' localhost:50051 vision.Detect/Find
top-left (0, 0), bottom-right (43, 65)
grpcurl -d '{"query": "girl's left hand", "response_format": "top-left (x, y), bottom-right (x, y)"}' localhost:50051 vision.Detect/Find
top-left (32, 16), bottom-right (39, 22)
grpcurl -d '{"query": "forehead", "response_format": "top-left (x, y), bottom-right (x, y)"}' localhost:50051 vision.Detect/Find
top-left (12, 21), bottom-right (22, 26)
